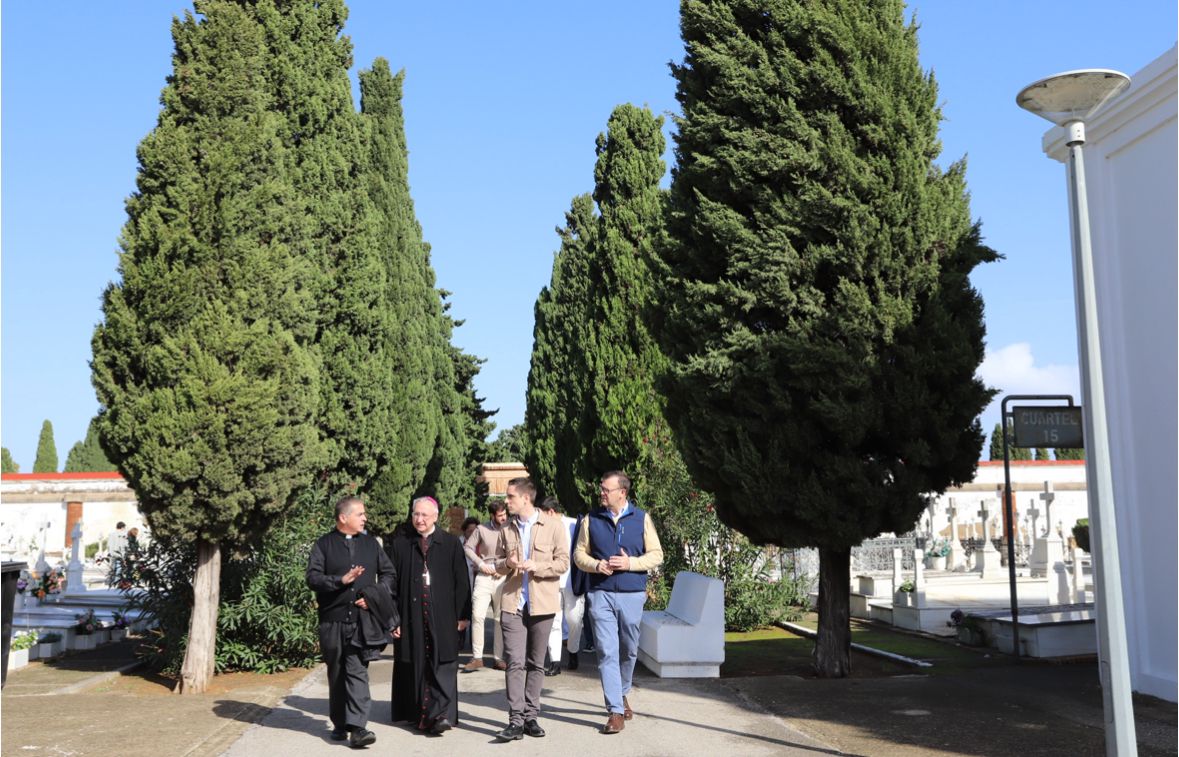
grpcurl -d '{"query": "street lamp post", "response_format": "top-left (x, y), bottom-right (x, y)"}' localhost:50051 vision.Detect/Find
top-left (1016, 70), bottom-right (1135, 756)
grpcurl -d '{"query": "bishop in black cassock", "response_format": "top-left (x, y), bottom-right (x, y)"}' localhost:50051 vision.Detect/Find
top-left (389, 496), bottom-right (472, 734)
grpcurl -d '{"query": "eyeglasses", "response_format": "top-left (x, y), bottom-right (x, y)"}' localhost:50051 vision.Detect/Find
top-left (599, 487), bottom-right (623, 494)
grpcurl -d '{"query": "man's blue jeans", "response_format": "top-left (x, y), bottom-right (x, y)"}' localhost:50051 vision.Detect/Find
top-left (587, 590), bottom-right (646, 714)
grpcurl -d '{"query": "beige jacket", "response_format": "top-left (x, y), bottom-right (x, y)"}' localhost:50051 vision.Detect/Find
top-left (495, 510), bottom-right (570, 616)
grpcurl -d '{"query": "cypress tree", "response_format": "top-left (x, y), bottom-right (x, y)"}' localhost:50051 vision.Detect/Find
top-left (1, 447), bottom-right (19, 473)
top-left (64, 418), bottom-right (117, 473)
top-left (358, 59), bottom-right (442, 532)
top-left (420, 294), bottom-right (474, 509)
top-left (254, 0), bottom-right (392, 491)
top-left (657, 0), bottom-right (995, 677)
top-left (524, 194), bottom-right (598, 511)
top-left (1055, 447), bottom-right (1084, 461)
top-left (1033, 447), bottom-right (1050, 461)
top-left (33, 420), bottom-right (58, 473)
top-left (583, 104), bottom-right (670, 480)
top-left (91, 1), bottom-right (319, 693)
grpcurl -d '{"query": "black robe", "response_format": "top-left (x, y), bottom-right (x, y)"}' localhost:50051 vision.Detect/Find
top-left (388, 525), bottom-right (472, 727)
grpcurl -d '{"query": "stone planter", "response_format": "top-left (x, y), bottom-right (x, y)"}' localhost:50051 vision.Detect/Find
top-left (36, 640), bottom-right (64, 659)
top-left (7, 648), bottom-right (29, 673)
top-left (929, 555), bottom-right (947, 571)
top-left (893, 591), bottom-right (913, 607)
top-left (109, 628), bottom-right (127, 643)
top-left (94, 629), bottom-right (111, 644)
top-left (69, 633), bottom-right (99, 651)
top-left (957, 625), bottom-right (986, 647)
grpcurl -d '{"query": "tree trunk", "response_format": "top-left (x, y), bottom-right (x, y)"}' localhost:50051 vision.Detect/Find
top-left (178, 539), bottom-right (221, 694)
top-left (813, 545), bottom-right (851, 678)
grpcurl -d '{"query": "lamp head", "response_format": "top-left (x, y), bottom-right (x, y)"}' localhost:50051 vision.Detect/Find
top-left (1016, 69), bottom-right (1130, 126)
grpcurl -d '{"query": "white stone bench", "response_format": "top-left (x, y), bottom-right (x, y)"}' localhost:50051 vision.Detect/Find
top-left (637, 571), bottom-right (724, 678)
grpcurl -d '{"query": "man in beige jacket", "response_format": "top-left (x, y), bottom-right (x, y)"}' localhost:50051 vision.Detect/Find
top-left (492, 477), bottom-right (570, 741)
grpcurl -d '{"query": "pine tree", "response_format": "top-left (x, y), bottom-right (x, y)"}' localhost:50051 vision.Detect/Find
top-left (358, 59), bottom-right (442, 532)
top-left (1, 447), bottom-right (19, 473)
top-left (583, 104), bottom-right (670, 480)
top-left (91, 1), bottom-right (319, 693)
top-left (33, 420), bottom-right (58, 473)
top-left (524, 194), bottom-right (598, 511)
top-left (656, 0), bottom-right (995, 677)
top-left (64, 418), bottom-right (117, 473)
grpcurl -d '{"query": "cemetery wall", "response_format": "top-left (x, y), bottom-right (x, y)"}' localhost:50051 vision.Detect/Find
top-left (1042, 46), bottom-right (1178, 702)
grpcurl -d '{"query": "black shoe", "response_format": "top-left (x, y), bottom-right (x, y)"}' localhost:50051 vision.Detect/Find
top-left (430, 717), bottom-right (452, 735)
top-left (544, 660), bottom-right (561, 677)
top-left (495, 723), bottom-right (525, 742)
top-left (331, 727), bottom-right (350, 741)
top-left (567, 651), bottom-right (579, 671)
top-left (523, 719), bottom-right (546, 738)
top-left (349, 728), bottom-right (376, 748)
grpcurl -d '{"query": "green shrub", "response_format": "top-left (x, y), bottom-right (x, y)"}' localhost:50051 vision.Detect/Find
top-left (11, 630), bottom-right (38, 651)
top-left (1072, 518), bottom-right (1090, 553)
top-left (85, 542), bottom-right (100, 560)
top-left (118, 486), bottom-right (332, 674)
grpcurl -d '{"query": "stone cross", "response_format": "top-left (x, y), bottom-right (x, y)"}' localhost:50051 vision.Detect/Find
top-left (926, 500), bottom-right (938, 538)
top-left (1038, 481), bottom-right (1056, 536)
top-left (892, 548), bottom-right (903, 594)
top-left (978, 500), bottom-right (993, 541)
top-left (1027, 497), bottom-right (1041, 539)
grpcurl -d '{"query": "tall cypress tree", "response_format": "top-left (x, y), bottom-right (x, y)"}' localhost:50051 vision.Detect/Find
top-left (64, 418), bottom-right (117, 473)
top-left (990, 421), bottom-right (1030, 460)
top-left (1, 447), bottom-right (19, 474)
top-left (583, 104), bottom-right (670, 480)
top-left (1055, 447), bottom-right (1084, 461)
top-left (358, 59), bottom-right (442, 531)
top-left (91, 1), bottom-right (319, 693)
top-left (657, 0), bottom-right (995, 676)
top-left (524, 193), bottom-right (597, 510)
top-left (420, 293), bottom-right (474, 509)
top-left (255, 0), bottom-right (392, 491)
top-left (33, 420), bottom-right (58, 473)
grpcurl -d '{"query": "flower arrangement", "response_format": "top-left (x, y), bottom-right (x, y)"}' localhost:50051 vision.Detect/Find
top-left (74, 609), bottom-right (99, 635)
top-left (928, 539), bottom-right (951, 558)
top-left (32, 569), bottom-right (65, 600)
top-left (16, 575), bottom-right (28, 593)
top-left (11, 630), bottom-right (39, 652)
top-left (111, 610), bottom-right (128, 630)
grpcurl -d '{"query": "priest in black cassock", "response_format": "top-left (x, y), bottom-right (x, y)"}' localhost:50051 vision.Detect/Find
top-left (389, 495), bottom-right (472, 735)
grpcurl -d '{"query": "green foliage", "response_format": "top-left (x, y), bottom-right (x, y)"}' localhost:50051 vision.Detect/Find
top-left (33, 419), bottom-right (58, 473)
top-left (1033, 447), bottom-right (1050, 461)
top-left (64, 418), bottom-right (117, 473)
top-left (1054, 447), bottom-right (1084, 460)
top-left (11, 630), bottom-right (38, 652)
top-left (639, 435), bottom-right (808, 631)
top-left (85, 542), bottom-right (101, 560)
top-left (655, 0), bottom-right (996, 550)
top-left (1072, 518), bottom-right (1090, 552)
top-left (120, 487), bottom-right (330, 674)
top-left (1, 447), bottom-right (18, 473)
top-left (989, 421), bottom-right (1030, 460)
top-left (487, 424), bottom-right (528, 464)
top-left (91, 0), bottom-right (320, 550)
top-left (525, 194), bottom-right (598, 513)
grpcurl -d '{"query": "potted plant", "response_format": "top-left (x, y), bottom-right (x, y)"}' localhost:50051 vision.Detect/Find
top-left (109, 610), bottom-right (129, 642)
top-left (948, 609), bottom-right (987, 646)
top-left (894, 580), bottom-right (915, 607)
top-left (8, 630), bottom-right (37, 670)
top-left (927, 539), bottom-right (950, 571)
top-left (1072, 519), bottom-right (1090, 553)
top-left (31, 568), bottom-right (65, 603)
top-left (70, 609), bottom-right (101, 650)
top-left (36, 631), bottom-right (64, 659)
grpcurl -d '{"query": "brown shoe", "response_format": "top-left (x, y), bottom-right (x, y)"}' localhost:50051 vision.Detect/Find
top-left (461, 659), bottom-right (484, 672)
top-left (623, 695), bottom-right (633, 720)
top-left (602, 713), bottom-right (625, 734)
top-left (493, 659), bottom-right (508, 671)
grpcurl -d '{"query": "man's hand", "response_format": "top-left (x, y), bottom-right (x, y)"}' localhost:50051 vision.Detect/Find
top-left (355, 597), bottom-right (369, 610)
top-left (479, 562), bottom-right (497, 576)
top-left (607, 547), bottom-right (630, 572)
top-left (341, 565), bottom-right (365, 585)
top-left (597, 559), bottom-right (614, 576)
top-left (457, 620), bottom-right (470, 632)
top-left (392, 626), bottom-right (401, 639)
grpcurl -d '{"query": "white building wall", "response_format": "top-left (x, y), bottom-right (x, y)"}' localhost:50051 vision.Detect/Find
top-left (1043, 47), bottom-right (1178, 702)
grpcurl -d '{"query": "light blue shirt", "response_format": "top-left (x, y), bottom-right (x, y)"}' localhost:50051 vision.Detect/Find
top-left (516, 510), bottom-right (539, 611)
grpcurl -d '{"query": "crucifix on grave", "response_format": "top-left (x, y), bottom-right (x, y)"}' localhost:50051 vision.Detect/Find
top-left (975, 498), bottom-right (1003, 578)
top-left (1029, 481), bottom-right (1064, 577)
top-left (1038, 481), bottom-right (1056, 537)
top-left (66, 521), bottom-right (86, 595)
top-left (947, 497), bottom-right (965, 571)
top-left (1027, 497), bottom-right (1041, 540)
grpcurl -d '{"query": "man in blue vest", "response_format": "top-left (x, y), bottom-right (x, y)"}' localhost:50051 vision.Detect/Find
top-left (572, 470), bottom-right (663, 735)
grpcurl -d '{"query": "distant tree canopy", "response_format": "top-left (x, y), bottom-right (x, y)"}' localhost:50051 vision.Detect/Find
top-left (989, 421), bottom-right (1031, 461)
top-left (487, 423), bottom-right (528, 465)
top-left (64, 418), bottom-right (117, 473)
top-left (33, 420), bottom-right (58, 473)
top-left (1, 447), bottom-right (18, 474)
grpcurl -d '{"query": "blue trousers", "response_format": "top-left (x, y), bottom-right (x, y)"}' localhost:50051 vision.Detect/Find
top-left (587, 590), bottom-right (646, 714)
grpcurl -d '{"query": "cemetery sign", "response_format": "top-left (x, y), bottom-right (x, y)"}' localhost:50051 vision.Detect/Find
top-left (1011, 405), bottom-right (1084, 449)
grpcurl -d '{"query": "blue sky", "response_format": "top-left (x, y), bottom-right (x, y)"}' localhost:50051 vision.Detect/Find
top-left (2, 2), bottom-right (1175, 472)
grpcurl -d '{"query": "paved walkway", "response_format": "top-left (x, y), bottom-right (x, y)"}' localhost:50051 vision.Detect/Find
top-left (226, 654), bottom-right (835, 756)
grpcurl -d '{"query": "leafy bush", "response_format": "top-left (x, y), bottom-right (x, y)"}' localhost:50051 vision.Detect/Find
top-left (118, 486), bottom-right (332, 674)
top-left (11, 630), bottom-right (38, 651)
top-left (637, 436), bottom-right (809, 631)
top-left (85, 542), bottom-right (101, 560)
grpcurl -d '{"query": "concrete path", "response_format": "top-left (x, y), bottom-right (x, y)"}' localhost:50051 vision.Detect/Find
top-left (225, 654), bottom-right (839, 757)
